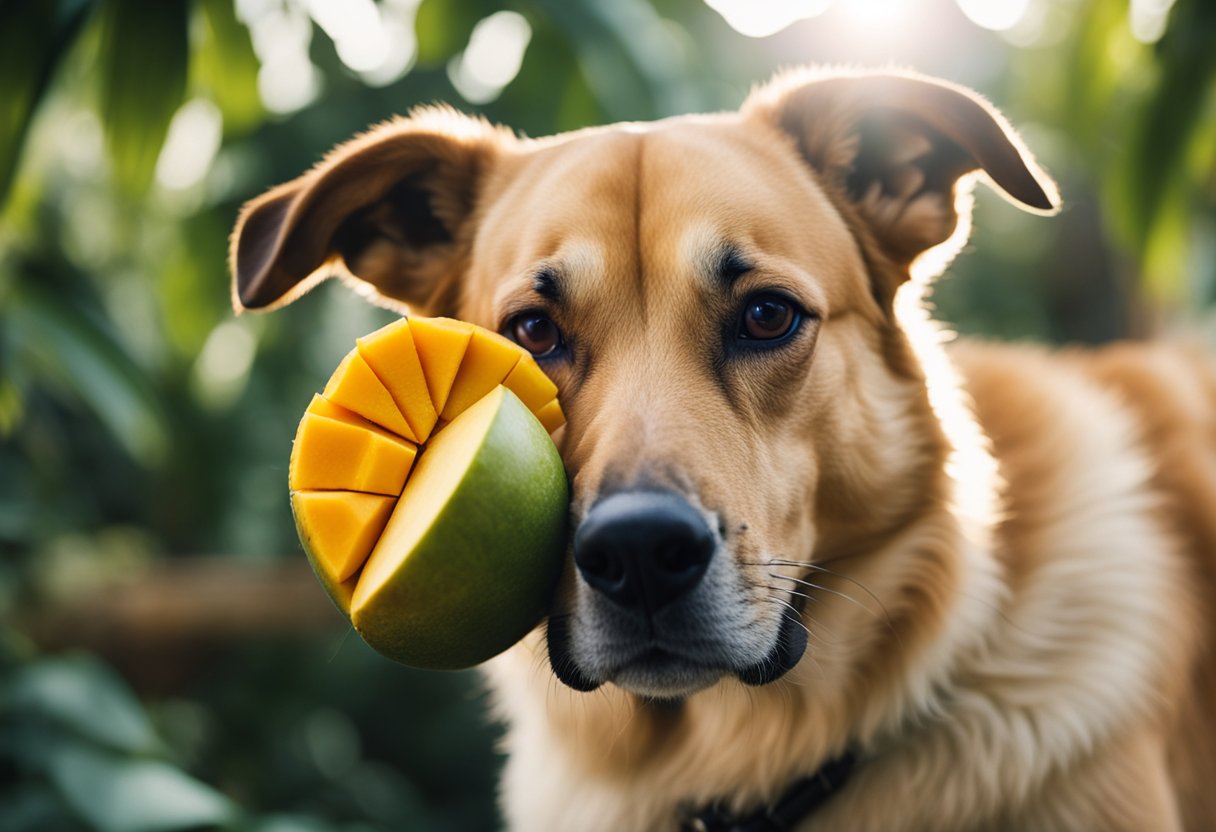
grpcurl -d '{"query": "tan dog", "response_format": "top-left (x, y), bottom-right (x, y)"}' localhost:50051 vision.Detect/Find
top-left (231, 69), bottom-right (1216, 831)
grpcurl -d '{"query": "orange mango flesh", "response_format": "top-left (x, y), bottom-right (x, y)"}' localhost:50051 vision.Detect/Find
top-left (289, 411), bottom-right (417, 495)
top-left (502, 355), bottom-right (559, 412)
top-left (292, 491), bottom-right (396, 583)
top-left (535, 399), bottom-right (565, 434)
top-left (290, 315), bottom-right (567, 628)
top-left (441, 329), bottom-right (525, 421)
top-left (408, 317), bottom-right (473, 414)
top-left (357, 319), bottom-right (439, 442)
top-left (322, 350), bottom-right (417, 441)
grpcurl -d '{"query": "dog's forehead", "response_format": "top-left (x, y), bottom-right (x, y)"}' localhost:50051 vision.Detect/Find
top-left (471, 117), bottom-right (861, 313)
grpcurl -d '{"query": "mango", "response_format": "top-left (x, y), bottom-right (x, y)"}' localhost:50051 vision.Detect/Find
top-left (352, 386), bottom-right (567, 668)
top-left (288, 315), bottom-right (568, 669)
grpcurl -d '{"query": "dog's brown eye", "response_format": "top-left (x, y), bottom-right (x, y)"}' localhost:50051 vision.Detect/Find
top-left (740, 295), bottom-right (797, 341)
top-left (510, 313), bottom-right (563, 357)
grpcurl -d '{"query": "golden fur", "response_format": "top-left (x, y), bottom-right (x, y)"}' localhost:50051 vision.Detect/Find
top-left (231, 68), bottom-right (1216, 830)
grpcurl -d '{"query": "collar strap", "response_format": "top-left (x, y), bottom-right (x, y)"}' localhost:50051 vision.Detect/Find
top-left (679, 750), bottom-right (859, 832)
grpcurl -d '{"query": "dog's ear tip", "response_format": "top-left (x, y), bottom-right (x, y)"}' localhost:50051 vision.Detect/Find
top-left (1015, 174), bottom-right (1062, 215)
top-left (231, 267), bottom-right (276, 312)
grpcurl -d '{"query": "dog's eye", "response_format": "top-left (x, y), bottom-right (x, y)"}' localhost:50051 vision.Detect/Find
top-left (508, 312), bottom-right (563, 357)
top-left (738, 294), bottom-right (798, 342)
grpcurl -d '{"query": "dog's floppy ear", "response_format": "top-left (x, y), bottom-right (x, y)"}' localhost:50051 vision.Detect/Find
top-left (744, 69), bottom-right (1058, 289)
top-left (230, 108), bottom-right (506, 313)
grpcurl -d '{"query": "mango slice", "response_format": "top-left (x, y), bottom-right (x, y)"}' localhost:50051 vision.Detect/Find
top-left (408, 316), bottom-right (473, 414)
top-left (289, 411), bottom-right (417, 495)
top-left (322, 350), bottom-right (417, 441)
top-left (304, 393), bottom-right (382, 428)
top-left (440, 328), bottom-right (524, 421)
top-left (292, 491), bottom-right (396, 583)
top-left (535, 399), bottom-right (565, 434)
top-left (503, 355), bottom-right (559, 412)
top-left (288, 315), bottom-right (569, 669)
top-left (357, 319), bottom-right (439, 442)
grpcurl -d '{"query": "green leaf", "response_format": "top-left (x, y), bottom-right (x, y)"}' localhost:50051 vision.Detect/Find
top-left (96, 0), bottom-right (189, 196)
top-left (0, 0), bottom-right (94, 209)
top-left (5, 277), bottom-right (169, 467)
top-left (4, 654), bottom-right (159, 755)
top-left (193, 0), bottom-right (263, 137)
top-left (48, 742), bottom-right (234, 832)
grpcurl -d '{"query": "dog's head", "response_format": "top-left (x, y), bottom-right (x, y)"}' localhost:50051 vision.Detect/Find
top-left (234, 69), bottom-right (1055, 699)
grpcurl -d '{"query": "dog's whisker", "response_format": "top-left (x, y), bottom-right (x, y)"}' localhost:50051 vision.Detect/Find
top-left (761, 595), bottom-right (812, 638)
top-left (766, 571), bottom-right (904, 652)
top-left (769, 571), bottom-right (889, 622)
top-left (747, 557), bottom-right (893, 620)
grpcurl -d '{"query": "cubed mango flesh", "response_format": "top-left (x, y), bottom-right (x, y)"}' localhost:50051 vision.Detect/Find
top-left (323, 349), bottom-right (417, 441)
top-left (408, 317), bottom-right (473, 414)
top-left (502, 355), bottom-right (559, 412)
top-left (441, 329), bottom-right (525, 421)
top-left (292, 490), bottom-right (396, 583)
top-left (535, 399), bottom-right (565, 434)
top-left (357, 319), bottom-right (439, 442)
top-left (289, 411), bottom-right (417, 495)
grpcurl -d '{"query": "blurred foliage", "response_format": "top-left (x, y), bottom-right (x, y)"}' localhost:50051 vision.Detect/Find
top-left (0, 0), bottom-right (1213, 829)
top-left (0, 634), bottom-right (500, 831)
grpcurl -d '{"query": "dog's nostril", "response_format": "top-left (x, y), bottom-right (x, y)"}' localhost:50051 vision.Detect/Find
top-left (657, 541), bottom-right (700, 574)
top-left (580, 547), bottom-right (624, 583)
top-left (573, 491), bottom-right (714, 614)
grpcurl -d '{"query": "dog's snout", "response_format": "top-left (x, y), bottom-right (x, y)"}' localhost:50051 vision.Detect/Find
top-left (573, 492), bottom-right (713, 614)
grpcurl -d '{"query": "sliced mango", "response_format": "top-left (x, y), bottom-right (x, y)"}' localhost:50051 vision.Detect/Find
top-left (322, 350), bottom-right (417, 441)
top-left (292, 491), bottom-right (396, 583)
top-left (357, 319), bottom-right (439, 442)
top-left (289, 411), bottom-right (417, 495)
top-left (290, 315), bottom-right (569, 669)
top-left (441, 328), bottom-right (525, 421)
top-left (535, 398), bottom-right (566, 434)
top-left (409, 317), bottom-right (473, 414)
top-left (502, 354), bottom-right (559, 412)
top-left (305, 394), bottom-right (384, 430)
top-left (301, 394), bottom-right (406, 442)
top-left (350, 386), bottom-right (567, 669)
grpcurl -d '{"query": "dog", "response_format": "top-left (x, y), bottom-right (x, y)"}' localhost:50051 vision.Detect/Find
top-left (230, 68), bottom-right (1216, 830)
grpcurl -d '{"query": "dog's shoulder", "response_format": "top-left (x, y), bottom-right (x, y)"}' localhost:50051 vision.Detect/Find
top-left (944, 337), bottom-right (1214, 826)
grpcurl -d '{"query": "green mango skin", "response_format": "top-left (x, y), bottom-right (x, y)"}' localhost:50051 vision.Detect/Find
top-left (350, 388), bottom-right (568, 670)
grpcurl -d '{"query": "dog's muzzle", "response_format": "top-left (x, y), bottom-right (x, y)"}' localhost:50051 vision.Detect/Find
top-left (547, 490), bottom-right (808, 694)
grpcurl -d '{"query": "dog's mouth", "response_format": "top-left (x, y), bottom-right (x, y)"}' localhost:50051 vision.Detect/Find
top-left (546, 601), bottom-right (808, 697)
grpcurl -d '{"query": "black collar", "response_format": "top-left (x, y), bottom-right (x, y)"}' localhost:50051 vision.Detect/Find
top-left (679, 750), bottom-right (859, 832)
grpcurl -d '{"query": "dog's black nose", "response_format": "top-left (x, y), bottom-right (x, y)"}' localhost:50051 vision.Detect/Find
top-left (573, 491), bottom-right (714, 614)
